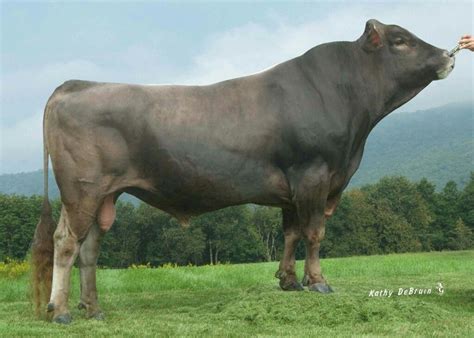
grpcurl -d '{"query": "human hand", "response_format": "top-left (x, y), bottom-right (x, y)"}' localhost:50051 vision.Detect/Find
top-left (459, 35), bottom-right (474, 51)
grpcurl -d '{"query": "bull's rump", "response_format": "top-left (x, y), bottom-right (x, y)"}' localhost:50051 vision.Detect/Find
top-left (46, 79), bottom-right (292, 215)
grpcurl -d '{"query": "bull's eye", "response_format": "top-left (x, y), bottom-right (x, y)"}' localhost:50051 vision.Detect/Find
top-left (393, 38), bottom-right (406, 46)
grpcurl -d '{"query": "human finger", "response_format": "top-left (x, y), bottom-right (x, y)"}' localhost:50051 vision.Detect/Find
top-left (459, 41), bottom-right (474, 50)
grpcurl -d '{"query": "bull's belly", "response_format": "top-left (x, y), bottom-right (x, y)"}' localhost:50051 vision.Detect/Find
top-left (125, 148), bottom-right (292, 217)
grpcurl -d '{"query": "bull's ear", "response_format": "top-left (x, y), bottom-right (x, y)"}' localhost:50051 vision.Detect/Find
top-left (361, 19), bottom-right (383, 52)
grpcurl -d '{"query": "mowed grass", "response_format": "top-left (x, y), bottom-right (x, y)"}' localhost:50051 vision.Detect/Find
top-left (0, 251), bottom-right (473, 337)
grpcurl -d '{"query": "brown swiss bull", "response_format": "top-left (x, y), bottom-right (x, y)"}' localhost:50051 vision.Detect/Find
top-left (32, 20), bottom-right (454, 323)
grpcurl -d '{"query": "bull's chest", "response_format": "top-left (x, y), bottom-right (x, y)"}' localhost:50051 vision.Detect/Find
top-left (327, 142), bottom-right (365, 196)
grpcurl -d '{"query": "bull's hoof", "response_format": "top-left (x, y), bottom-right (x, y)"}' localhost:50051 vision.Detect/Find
top-left (280, 280), bottom-right (304, 291)
top-left (77, 302), bottom-right (86, 310)
top-left (87, 311), bottom-right (105, 321)
top-left (308, 283), bottom-right (334, 294)
top-left (53, 313), bottom-right (72, 325)
top-left (46, 303), bottom-right (55, 312)
top-left (275, 270), bottom-right (304, 291)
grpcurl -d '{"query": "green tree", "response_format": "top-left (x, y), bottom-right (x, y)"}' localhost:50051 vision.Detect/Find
top-left (445, 218), bottom-right (473, 250)
top-left (156, 223), bottom-right (206, 265)
top-left (135, 206), bottom-right (207, 266)
top-left (416, 178), bottom-right (437, 213)
top-left (134, 204), bottom-right (170, 265)
top-left (250, 206), bottom-right (281, 261)
top-left (0, 194), bottom-right (42, 260)
top-left (459, 172), bottom-right (474, 230)
top-left (438, 181), bottom-right (461, 225)
top-left (364, 176), bottom-right (430, 251)
top-left (99, 201), bottom-right (140, 267)
top-left (430, 180), bottom-right (461, 250)
top-left (373, 201), bottom-right (421, 253)
top-left (193, 206), bottom-right (260, 264)
top-left (324, 190), bottom-right (380, 257)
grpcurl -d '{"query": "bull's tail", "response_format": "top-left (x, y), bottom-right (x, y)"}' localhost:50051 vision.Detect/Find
top-left (31, 106), bottom-right (56, 318)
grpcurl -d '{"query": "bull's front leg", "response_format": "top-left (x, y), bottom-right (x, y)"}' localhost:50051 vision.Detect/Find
top-left (300, 193), bottom-right (340, 292)
top-left (275, 208), bottom-right (303, 291)
top-left (301, 215), bottom-right (333, 293)
top-left (294, 164), bottom-right (333, 293)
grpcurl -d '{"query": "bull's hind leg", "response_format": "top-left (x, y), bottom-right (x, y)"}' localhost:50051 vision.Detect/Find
top-left (78, 223), bottom-right (104, 320)
top-left (300, 195), bottom-right (341, 292)
top-left (48, 202), bottom-right (97, 324)
top-left (78, 194), bottom-right (116, 320)
top-left (275, 208), bottom-right (303, 291)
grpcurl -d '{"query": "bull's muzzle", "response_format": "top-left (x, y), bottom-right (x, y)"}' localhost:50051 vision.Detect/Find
top-left (436, 51), bottom-right (455, 80)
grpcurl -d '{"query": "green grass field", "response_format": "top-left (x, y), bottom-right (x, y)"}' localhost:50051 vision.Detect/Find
top-left (0, 251), bottom-right (473, 337)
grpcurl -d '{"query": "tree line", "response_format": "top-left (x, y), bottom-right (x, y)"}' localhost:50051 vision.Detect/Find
top-left (1, 174), bottom-right (473, 267)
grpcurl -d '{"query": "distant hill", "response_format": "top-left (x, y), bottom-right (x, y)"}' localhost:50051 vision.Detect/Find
top-left (0, 102), bottom-right (472, 201)
top-left (349, 101), bottom-right (473, 189)
top-left (0, 169), bottom-right (139, 204)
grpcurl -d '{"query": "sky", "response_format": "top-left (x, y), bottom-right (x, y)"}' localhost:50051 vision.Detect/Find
top-left (1, 1), bottom-right (473, 174)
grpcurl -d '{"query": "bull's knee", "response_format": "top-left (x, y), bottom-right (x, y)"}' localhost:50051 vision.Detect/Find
top-left (303, 226), bottom-right (325, 246)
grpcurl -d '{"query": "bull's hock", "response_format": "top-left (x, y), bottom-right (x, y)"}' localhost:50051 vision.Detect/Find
top-left (32, 19), bottom-right (454, 323)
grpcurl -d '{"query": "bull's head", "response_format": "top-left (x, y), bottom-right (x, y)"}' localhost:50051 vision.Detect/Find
top-left (359, 19), bottom-right (454, 88)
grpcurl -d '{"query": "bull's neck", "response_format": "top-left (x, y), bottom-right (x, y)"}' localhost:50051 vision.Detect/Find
top-left (369, 81), bottom-right (428, 129)
top-left (298, 42), bottom-right (427, 131)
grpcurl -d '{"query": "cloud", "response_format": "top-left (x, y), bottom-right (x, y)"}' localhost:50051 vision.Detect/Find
top-left (0, 109), bottom-right (43, 174)
top-left (3, 59), bottom-right (104, 104)
top-left (1, 59), bottom-right (108, 173)
top-left (179, 12), bottom-right (363, 85)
